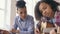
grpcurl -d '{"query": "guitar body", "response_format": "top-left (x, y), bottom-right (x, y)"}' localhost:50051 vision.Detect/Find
top-left (40, 22), bottom-right (55, 34)
top-left (46, 22), bottom-right (55, 28)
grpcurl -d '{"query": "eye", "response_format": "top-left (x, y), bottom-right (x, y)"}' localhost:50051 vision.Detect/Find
top-left (40, 10), bottom-right (43, 13)
top-left (43, 7), bottom-right (47, 10)
top-left (20, 12), bottom-right (23, 14)
top-left (41, 6), bottom-right (47, 12)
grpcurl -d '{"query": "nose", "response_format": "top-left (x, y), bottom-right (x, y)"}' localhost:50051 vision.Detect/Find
top-left (22, 13), bottom-right (25, 16)
top-left (43, 11), bottom-right (47, 15)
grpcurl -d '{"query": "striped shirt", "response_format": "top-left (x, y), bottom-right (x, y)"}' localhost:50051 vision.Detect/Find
top-left (13, 15), bottom-right (34, 34)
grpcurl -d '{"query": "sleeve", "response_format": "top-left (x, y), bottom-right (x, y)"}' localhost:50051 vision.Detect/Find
top-left (13, 17), bottom-right (18, 29)
top-left (55, 11), bottom-right (60, 26)
top-left (37, 22), bottom-right (41, 31)
top-left (20, 17), bottom-right (34, 34)
top-left (11, 17), bottom-right (18, 34)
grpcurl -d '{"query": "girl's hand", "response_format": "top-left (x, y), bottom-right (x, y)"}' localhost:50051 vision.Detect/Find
top-left (35, 28), bottom-right (40, 34)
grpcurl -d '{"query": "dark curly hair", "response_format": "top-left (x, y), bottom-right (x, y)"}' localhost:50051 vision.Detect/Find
top-left (35, 0), bottom-right (60, 20)
top-left (16, 0), bottom-right (26, 9)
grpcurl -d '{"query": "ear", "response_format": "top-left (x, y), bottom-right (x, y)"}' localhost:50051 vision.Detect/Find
top-left (16, 9), bottom-right (19, 14)
top-left (17, 11), bottom-right (18, 14)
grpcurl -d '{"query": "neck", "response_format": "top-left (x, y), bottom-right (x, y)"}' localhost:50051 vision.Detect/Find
top-left (19, 16), bottom-right (25, 21)
top-left (20, 16), bottom-right (27, 21)
top-left (50, 12), bottom-right (55, 19)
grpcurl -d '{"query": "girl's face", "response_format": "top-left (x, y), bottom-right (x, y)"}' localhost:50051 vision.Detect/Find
top-left (39, 2), bottom-right (54, 18)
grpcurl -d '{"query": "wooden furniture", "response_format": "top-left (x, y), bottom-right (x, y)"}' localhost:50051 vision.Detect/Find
top-left (0, 29), bottom-right (10, 34)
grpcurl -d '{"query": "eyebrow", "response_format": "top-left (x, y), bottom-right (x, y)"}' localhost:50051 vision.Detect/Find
top-left (40, 6), bottom-right (45, 11)
top-left (41, 5), bottom-right (47, 10)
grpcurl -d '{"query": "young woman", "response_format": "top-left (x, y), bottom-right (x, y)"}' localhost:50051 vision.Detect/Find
top-left (34, 0), bottom-right (60, 34)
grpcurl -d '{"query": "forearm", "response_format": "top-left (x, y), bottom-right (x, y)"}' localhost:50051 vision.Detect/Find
top-left (10, 29), bottom-right (19, 34)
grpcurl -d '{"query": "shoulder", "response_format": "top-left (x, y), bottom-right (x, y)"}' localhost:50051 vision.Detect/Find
top-left (14, 16), bottom-right (19, 20)
top-left (27, 15), bottom-right (34, 20)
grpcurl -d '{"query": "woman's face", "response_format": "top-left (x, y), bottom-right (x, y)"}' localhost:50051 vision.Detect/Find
top-left (39, 2), bottom-right (54, 18)
top-left (17, 7), bottom-right (27, 20)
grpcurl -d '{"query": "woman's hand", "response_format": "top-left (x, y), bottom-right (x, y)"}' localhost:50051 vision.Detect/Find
top-left (35, 28), bottom-right (40, 34)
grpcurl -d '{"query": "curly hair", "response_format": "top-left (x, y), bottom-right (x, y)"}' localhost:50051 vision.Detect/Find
top-left (35, 0), bottom-right (60, 20)
top-left (16, 0), bottom-right (26, 8)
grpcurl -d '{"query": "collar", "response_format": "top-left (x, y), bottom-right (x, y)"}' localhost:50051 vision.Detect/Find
top-left (18, 15), bottom-right (28, 22)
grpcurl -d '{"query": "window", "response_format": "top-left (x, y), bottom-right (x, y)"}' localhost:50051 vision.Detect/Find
top-left (24, 0), bottom-right (40, 28)
top-left (0, 0), bottom-right (11, 30)
top-left (0, 0), bottom-right (6, 29)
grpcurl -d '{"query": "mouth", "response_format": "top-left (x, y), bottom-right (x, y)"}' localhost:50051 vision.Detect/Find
top-left (43, 13), bottom-right (50, 18)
